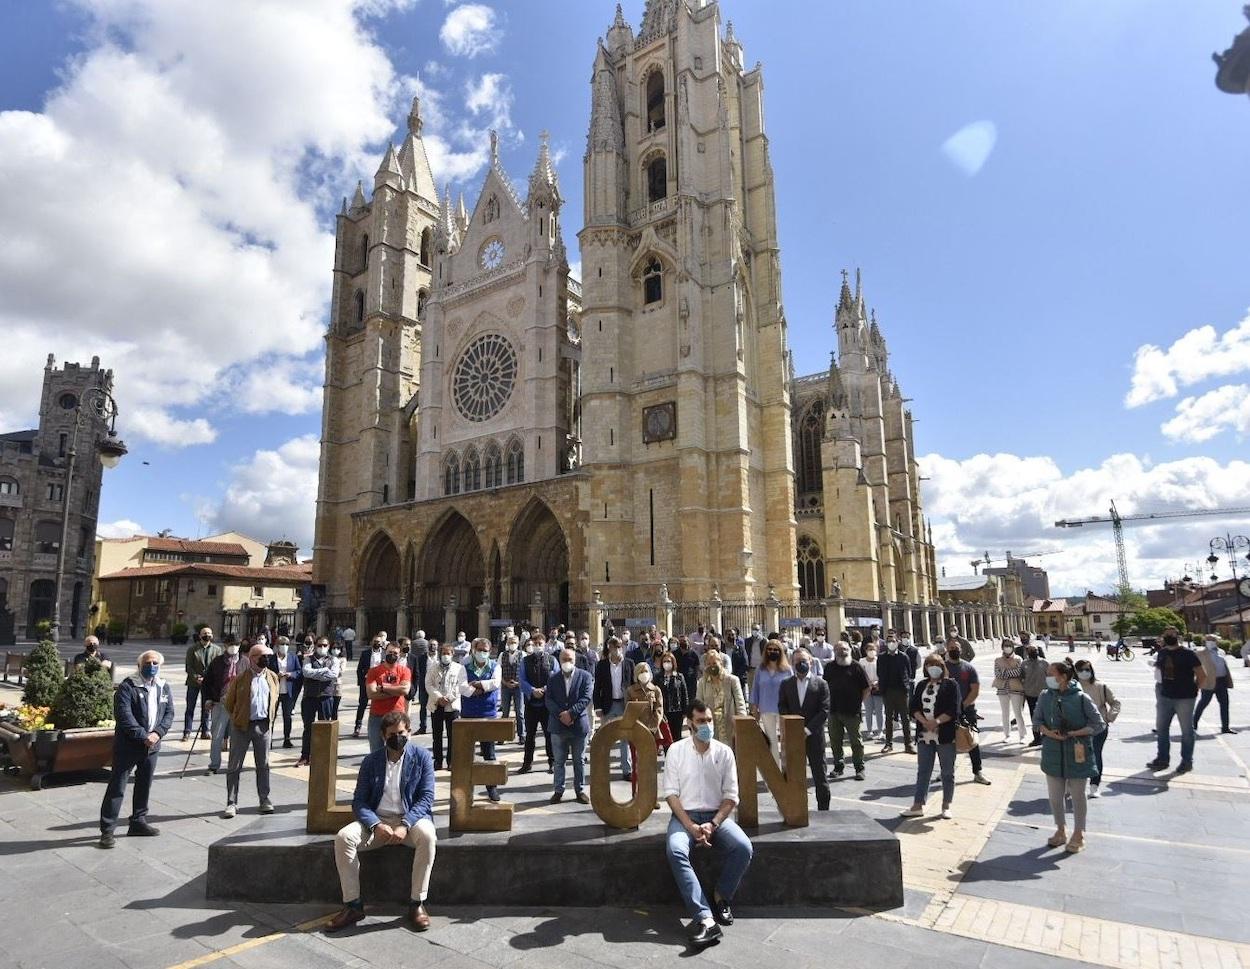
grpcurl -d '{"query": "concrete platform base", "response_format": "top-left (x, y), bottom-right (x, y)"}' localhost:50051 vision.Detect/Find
top-left (206, 807), bottom-right (903, 909)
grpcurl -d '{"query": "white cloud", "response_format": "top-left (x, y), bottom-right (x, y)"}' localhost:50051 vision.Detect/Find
top-left (96, 519), bottom-right (146, 539)
top-left (920, 451), bottom-right (1250, 596)
top-left (128, 409), bottom-right (218, 446)
top-left (230, 356), bottom-right (325, 416)
top-left (1159, 384), bottom-right (1250, 443)
top-left (440, 4), bottom-right (501, 58)
top-left (1125, 309), bottom-right (1250, 408)
top-left (0, 0), bottom-right (415, 447)
top-left (206, 434), bottom-right (321, 551)
top-left (940, 120), bottom-right (997, 177)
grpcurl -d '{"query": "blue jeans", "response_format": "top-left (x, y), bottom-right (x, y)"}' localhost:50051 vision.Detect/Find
top-left (606, 699), bottom-right (632, 776)
top-left (1091, 728), bottom-right (1108, 785)
top-left (500, 685), bottom-right (525, 739)
top-left (913, 741), bottom-right (956, 807)
top-left (665, 813), bottom-right (754, 922)
top-left (551, 731), bottom-right (586, 794)
top-left (367, 713), bottom-right (384, 753)
top-left (1155, 695), bottom-right (1196, 765)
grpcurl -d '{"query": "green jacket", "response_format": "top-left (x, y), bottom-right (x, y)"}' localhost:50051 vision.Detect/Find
top-left (1035, 683), bottom-right (1105, 779)
top-left (184, 642), bottom-right (223, 687)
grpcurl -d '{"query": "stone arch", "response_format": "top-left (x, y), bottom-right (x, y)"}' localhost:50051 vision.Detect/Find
top-left (483, 441), bottom-right (503, 489)
top-left (359, 530), bottom-right (402, 614)
top-left (419, 227), bottom-right (432, 266)
top-left (415, 510), bottom-right (486, 630)
top-left (505, 436), bottom-right (525, 485)
top-left (506, 497), bottom-right (570, 611)
top-left (642, 147), bottom-right (668, 204)
top-left (643, 64), bottom-right (666, 133)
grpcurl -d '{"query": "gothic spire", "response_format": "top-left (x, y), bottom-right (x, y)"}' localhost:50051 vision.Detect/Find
top-left (455, 192), bottom-right (469, 233)
top-left (398, 95), bottom-right (438, 201)
top-left (587, 45), bottom-right (625, 155)
top-left (349, 180), bottom-right (367, 214)
top-left (640, 0), bottom-right (678, 40)
top-left (434, 183), bottom-right (456, 246)
top-left (374, 142), bottom-right (402, 190)
top-left (613, 3), bottom-right (626, 29)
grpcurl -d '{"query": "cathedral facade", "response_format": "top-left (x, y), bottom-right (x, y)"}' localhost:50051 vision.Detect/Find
top-left (313, 0), bottom-right (936, 639)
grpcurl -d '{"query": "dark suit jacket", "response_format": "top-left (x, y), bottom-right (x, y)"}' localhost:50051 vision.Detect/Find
top-left (113, 675), bottom-right (175, 752)
top-left (352, 743), bottom-right (435, 830)
top-left (407, 651), bottom-right (428, 701)
top-left (545, 667), bottom-right (593, 736)
top-left (778, 675), bottom-right (830, 736)
top-left (592, 658), bottom-right (635, 715)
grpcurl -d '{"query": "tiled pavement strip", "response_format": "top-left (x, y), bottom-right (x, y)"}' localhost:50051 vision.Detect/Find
top-left (1, 644), bottom-right (1247, 968)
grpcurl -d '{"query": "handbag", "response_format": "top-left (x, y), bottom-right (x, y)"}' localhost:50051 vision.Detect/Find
top-left (955, 721), bottom-right (979, 753)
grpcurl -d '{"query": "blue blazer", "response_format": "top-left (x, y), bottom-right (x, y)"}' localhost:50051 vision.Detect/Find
top-left (545, 667), bottom-right (594, 736)
top-left (114, 675), bottom-right (176, 751)
top-left (352, 742), bottom-right (436, 830)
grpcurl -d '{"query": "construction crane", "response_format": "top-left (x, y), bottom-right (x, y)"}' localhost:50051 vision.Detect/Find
top-left (968, 549), bottom-right (1064, 574)
top-left (1054, 503), bottom-right (1250, 594)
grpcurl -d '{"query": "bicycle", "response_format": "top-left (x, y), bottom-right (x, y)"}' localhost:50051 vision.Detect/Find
top-left (1118, 644), bottom-right (1135, 662)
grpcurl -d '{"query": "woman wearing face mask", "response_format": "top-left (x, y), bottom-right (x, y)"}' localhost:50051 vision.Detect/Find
top-left (696, 651), bottom-right (746, 746)
top-left (1073, 660), bottom-right (1119, 797)
top-left (626, 663), bottom-right (667, 807)
top-left (749, 639), bottom-right (793, 763)
top-left (658, 652), bottom-right (689, 742)
top-left (1034, 660), bottom-right (1105, 852)
top-left (993, 640), bottom-right (1027, 744)
top-left (859, 644), bottom-right (884, 740)
top-left (902, 655), bottom-right (961, 819)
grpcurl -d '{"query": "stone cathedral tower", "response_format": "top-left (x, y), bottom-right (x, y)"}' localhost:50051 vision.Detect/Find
top-left (578, 0), bottom-right (798, 602)
top-left (314, 98), bottom-right (438, 601)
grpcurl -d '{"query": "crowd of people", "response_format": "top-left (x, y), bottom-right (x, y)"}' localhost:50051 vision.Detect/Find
top-left (88, 619), bottom-right (1240, 948)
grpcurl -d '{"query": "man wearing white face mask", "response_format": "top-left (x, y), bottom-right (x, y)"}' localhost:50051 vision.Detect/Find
top-left (425, 642), bottom-right (465, 771)
top-left (545, 646), bottom-right (593, 803)
top-left (297, 637), bottom-right (340, 767)
top-left (1193, 636), bottom-right (1235, 735)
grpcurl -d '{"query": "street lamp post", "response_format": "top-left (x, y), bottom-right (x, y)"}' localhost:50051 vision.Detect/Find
top-left (1207, 534), bottom-right (1250, 646)
top-left (50, 388), bottom-right (127, 643)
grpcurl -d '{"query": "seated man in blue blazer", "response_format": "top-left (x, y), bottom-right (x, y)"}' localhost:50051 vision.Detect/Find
top-left (327, 711), bottom-right (437, 933)
top-left (545, 646), bottom-right (594, 804)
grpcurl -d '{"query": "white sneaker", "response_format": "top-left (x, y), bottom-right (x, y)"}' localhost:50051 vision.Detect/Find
top-left (940, 807), bottom-right (952, 820)
top-left (222, 804), bottom-right (236, 819)
top-left (900, 806), bottom-right (925, 818)
top-left (1088, 784), bottom-right (1100, 799)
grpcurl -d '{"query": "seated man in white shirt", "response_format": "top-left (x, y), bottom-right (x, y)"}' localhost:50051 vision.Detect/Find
top-left (662, 698), bottom-right (754, 949)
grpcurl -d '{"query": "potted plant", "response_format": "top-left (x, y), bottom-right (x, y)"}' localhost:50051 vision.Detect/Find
top-left (0, 659), bottom-right (116, 789)
top-left (169, 622), bottom-right (190, 646)
top-left (106, 618), bottom-right (126, 645)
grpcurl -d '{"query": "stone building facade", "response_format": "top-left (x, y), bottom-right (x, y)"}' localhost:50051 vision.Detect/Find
top-left (0, 356), bottom-right (113, 642)
top-left (313, 1), bottom-right (981, 643)
top-left (791, 272), bottom-right (938, 606)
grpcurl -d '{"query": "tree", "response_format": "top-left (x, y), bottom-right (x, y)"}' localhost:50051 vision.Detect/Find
top-left (50, 658), bottom-right (115, 730)
top-left (21, 639), bottom-right (64, 708)
top-left (1129, 607), bottom-right (1187, 637)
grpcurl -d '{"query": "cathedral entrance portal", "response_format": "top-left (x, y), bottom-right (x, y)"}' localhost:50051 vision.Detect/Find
top-left (507, 498), bottom-right (570, 630)
top-left (416, 511), bottom-right (484, 639)
top-left (359, 532), bottom-right (401, 639)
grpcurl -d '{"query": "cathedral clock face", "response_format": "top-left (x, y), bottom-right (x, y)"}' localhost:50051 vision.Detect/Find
top-left (452, 334), bottom-right (517, 422)
top-left (642, 402), bottom-right (677, 443)
top-left (479, 238), bottom-right (506, 271)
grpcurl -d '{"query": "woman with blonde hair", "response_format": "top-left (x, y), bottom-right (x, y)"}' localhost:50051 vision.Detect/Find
top-left (696, 649), bottom-right (746, 746)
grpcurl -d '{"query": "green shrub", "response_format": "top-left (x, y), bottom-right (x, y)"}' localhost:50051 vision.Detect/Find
top-left (22, 639), bottom-right (65, 708)
top-left (50, 658), bottom-right (114, 730)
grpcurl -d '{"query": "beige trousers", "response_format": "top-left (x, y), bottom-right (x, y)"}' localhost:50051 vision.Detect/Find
top-left (334, 815), bottom-right (437, 904)
top-left (759, 711), bottom-right (783, 764)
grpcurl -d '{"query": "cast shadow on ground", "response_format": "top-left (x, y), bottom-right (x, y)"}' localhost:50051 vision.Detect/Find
top-left (954, 846), bottom-right (1070, 885)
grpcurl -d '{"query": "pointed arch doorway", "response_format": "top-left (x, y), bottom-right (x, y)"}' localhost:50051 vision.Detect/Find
top-left (415, 511), bottom-right (484, 638)
top-left (507, 499), bottom-right (570, 629)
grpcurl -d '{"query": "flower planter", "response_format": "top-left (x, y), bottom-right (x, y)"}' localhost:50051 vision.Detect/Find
top-left (0, 722), bottom-right (113, 789)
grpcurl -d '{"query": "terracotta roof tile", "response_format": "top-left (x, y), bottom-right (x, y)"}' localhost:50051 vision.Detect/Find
top-left (146, 537), bottom-right (250, 556)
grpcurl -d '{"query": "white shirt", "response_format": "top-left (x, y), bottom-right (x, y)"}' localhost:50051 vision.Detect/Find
top-left (378, 754), bottom-right (404, 818)
top-left (811, 640), bottom-right (834, 661)
top-left (796, 676), bottom-right (809, 707)
top-left (426, 660), bottom-right (466, 711)
top-left (144, 679), bottom-right (161, 731)
top-left (859, 656), bottom-right (878, 686)
top-left (610, 661), bottom-right (624, 700)
top-left (368, 648), bottom-right (383, 669)
top-left (248, 671), bottom-right (271, 721)
top-left (920, 682), bottom-right (939, 744)
top-left (661, 736), bottom-right (739, 811)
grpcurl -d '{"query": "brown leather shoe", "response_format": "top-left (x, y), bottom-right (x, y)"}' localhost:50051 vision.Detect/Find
top-left (324, 906), bottom-right (365, 933)
top-left (411, 904), bottom-right (431, 931)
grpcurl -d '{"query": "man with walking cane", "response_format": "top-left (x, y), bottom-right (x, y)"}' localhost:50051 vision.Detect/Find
top-left (220, 643), bottom-right (280, 818)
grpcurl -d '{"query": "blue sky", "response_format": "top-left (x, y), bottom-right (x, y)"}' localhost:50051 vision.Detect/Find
top-left (2, 0), bottom-right (1249, 596)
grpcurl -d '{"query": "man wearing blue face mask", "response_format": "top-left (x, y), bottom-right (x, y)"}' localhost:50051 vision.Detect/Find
top-left (98, 650), bottom-right (175, 848)
top-left (662, 699), bottom-right (753, 950)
